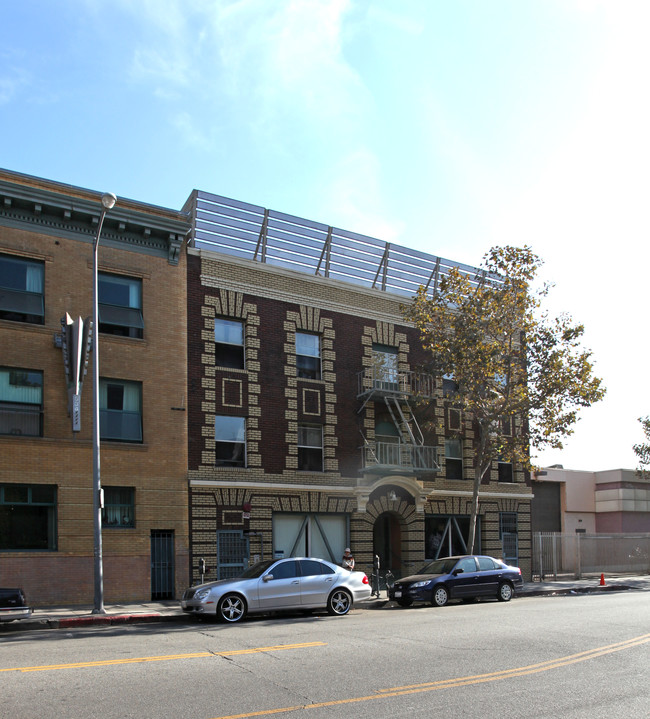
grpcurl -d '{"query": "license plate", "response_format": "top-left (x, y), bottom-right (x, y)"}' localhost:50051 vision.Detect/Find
top-left (394, 590), bottom-right (402, 598)
top-left (181, 601), bottom-right (188, 608)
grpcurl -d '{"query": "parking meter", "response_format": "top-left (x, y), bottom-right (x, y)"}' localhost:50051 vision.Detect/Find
top-left (198, 557), bottom-right (206, 583)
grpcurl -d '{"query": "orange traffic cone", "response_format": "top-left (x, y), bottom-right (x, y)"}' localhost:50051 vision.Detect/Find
top-left (599, 573), bottom-right (606, 586)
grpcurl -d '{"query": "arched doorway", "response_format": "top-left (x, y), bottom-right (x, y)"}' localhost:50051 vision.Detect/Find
top-left (373, 512), bottom-right (402, 574)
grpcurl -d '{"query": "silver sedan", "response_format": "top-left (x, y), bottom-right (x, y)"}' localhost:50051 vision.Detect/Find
top-left (181, 557), bottom-right (371, 623)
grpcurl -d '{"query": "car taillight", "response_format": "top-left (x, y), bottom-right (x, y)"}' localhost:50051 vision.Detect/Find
top-left (362, 574), bottom-right (369, 585)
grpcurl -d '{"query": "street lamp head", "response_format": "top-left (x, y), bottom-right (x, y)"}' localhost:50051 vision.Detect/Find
top-left (101, 192), bottom-right (117, 211)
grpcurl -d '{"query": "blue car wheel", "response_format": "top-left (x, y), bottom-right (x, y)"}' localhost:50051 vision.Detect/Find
top-left (497, 582), bottom-right (513, 602)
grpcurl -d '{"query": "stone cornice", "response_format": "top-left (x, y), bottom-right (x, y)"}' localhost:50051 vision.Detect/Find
top-left (0, 171), bottom-right (190, 265)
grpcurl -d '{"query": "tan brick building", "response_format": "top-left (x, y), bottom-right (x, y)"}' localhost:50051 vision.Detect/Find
top-left (184, 191), bottom-right (533, 584)
top-left (0, 170), bottom-right (190, 605)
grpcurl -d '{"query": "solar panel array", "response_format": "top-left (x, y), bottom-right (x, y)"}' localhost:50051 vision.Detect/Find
top-left (188, 190), bottom-right (484, 298)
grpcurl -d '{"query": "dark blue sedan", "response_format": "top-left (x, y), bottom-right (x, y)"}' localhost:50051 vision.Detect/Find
top-left (388, 555), bottom-right (523, 607)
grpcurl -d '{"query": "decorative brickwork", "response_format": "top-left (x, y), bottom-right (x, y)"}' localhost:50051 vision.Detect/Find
top-left (187, 248), bottom-right (534, 584)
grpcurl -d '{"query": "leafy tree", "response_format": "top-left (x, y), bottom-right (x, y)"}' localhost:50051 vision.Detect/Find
top-left (633, 416), bottom-right (650, 475)
top-left (404, 246), bottom-right (605, 553)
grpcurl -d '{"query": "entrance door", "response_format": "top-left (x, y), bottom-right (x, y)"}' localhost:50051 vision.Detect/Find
top-left (151, 530), bottom-right (174, 600)
top-left (373, 512), bottom-right (402, 573)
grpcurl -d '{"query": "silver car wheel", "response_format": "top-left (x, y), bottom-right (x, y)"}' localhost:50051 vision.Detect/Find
top-left (432, 585), bottom-right (449, 607)
top-left (327, 589), bottom-right (352, 616)
top-left (497, 582), bottom-right (513, 602)
top-left (218, 593), bottom-right (246, 622)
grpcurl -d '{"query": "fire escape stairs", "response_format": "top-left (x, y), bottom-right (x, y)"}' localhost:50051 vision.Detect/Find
top-left (357, 372), bottom-right (440, 474)
top-left (383, 395), bottom-right (429, 469)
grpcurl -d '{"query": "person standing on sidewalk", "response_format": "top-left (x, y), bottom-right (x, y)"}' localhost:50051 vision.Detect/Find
top-left (342, 548), bottom-right (355, 571)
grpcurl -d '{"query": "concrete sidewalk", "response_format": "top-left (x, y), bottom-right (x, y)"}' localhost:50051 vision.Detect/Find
top-left (2, 574), bottom-right (648, 634)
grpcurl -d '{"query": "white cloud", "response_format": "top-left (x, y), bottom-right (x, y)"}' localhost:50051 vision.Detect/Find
top-left (0, 53), bottom-right (30, 106)
top-left (487, 2), bottom-right (650, 470)
top-left (207, 0), bottom-right (369, 129)
top-left (314, 148), bottom-right (404, 242)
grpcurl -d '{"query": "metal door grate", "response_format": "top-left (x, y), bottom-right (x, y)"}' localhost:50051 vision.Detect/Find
top-left (217, 530), bottom-right (249, 579)
top-left (151, 530), bottom-right (175, 600)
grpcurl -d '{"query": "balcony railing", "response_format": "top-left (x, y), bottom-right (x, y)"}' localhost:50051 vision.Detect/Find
top-left (100, 409), bottom-right (142, 442)
top-left (0, 404), bottom-right (42, 437)
top-left (362, 441), bottom-right (439, 474)
top-left (357, 368), bottom-right (435, 398)
top-left (187, 190), bottom-right (489, 299)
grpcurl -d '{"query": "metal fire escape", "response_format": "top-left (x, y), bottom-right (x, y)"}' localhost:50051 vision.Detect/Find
top-left (357, 367), bottom-right (440, 475)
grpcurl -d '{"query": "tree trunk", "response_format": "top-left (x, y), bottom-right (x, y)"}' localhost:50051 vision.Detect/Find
top-left (468, 481), bottom-right (480, 554)
top-left (468, 428), bottom-right (491, 554)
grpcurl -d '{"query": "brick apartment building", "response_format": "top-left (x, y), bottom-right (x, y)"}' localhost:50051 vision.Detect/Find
top-left (183, 191), bottom-right (533, 583)
top-left (1, 169), bottom-right (533, 605)
top-left (0, 169), bottom-right (190, 605)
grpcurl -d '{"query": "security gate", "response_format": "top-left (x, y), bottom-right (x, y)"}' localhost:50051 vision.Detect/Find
top-left (502, 532), bottom-right (519, 566)
top-left (150, 530), bottom-right (174, 600)
top-left (217, 530), bottom-right (249, 579)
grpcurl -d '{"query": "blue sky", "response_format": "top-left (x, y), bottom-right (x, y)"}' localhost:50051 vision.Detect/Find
top-left (2, 0), bottom-right (649, 471)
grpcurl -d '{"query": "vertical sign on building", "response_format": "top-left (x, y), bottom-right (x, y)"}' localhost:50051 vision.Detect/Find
top-left (61, 312), bottom-right (93, 432)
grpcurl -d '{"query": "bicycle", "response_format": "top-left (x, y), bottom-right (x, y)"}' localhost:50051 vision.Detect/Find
top-left (368, 568), bottom-right (395, 598)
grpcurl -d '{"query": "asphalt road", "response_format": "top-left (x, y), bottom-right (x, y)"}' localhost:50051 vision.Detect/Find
top-left (2, 593), bottom-right (649, 719)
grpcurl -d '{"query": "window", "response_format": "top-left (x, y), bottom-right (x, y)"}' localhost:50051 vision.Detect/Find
top-left (102, 487), bottom-right (135, 528)
top-left (371, 344), bottom-right (399, 390)
top-left (477, 556), bottom-right (500, 571)
top-left (499, 512), bottom-right (518, 539)
top-left (100, 379), bottom-right (142, 442)
top-left (442, 374), bottom-right (459, 398)
top-left (215, 415), bottom-right (246, 467)
top-left (299, 559), bottom-right (334, 576)
top-left (0, 368), bottom-right (43, 437)
top-left (498, 459), bottom-right (514, 482)
top-left (0, 484), bottom-right (57, 550)
top-left (445, 438), bottom-right (463, 480)
top-left (455, 556), bottom-right (478, 573)
top-left (448, 408), bottom-right (462, 431)
top-left (298, 424), bottom-right (323, 471)
top-left (268, 560), bottom-right (299, 580)
top-left (375, 412), bottom-right (399, 443)
top-left (215, 318), bottom-right (245, 369)
top-left (296, 332), bottom-right (321, 379)
top-left (98, 273), bottom-right (143, 338)
top-left (0, 254), bottom-right (44, 324)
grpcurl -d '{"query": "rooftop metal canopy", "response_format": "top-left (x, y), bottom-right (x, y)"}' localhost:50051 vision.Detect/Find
top-left (186, 190), bottom-right (484, 298)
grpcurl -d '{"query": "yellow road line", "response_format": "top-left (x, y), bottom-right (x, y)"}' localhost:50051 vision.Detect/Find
top-left (208, 633), bottom-right (650, 719)
top-left (0, 642), bottom-right (327, 673)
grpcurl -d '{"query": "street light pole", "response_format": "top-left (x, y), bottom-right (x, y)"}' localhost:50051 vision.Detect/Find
top-left (91, 192), bottom-right (116, 615)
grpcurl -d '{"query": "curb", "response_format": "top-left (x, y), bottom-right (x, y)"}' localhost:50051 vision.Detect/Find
top-left (1, 584), bottom-right (643, 633)
top-left (519, 584), bottom-right (637, 598)
top-left (0, 612), bottom-right (187, 634)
